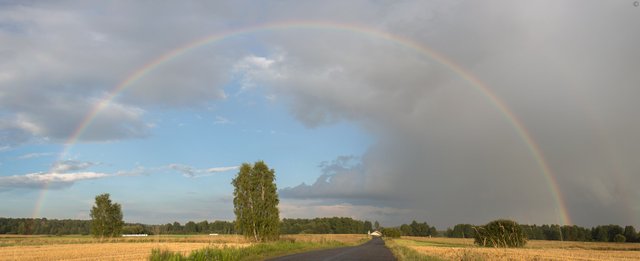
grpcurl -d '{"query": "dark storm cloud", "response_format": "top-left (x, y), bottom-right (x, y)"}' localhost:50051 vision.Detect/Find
top-left (248, 1), bottom-right (640, 227)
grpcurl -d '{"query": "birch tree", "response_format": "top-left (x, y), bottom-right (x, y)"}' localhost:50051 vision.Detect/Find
top-left (90, 193), bottom-right (124, 238)
top-left (232, 161), bottom-right (280, 242)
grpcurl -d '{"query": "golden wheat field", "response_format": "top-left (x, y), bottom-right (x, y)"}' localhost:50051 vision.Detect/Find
top-left (397, 237), bottom-right (640, 260)
top-left (0, 234), bottom-right (366, 261)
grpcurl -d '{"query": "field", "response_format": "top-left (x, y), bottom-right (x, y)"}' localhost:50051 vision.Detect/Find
top-left (7, 234), bottom-right (640, 260)
top-left (390, 237), bottom-right (640, 260)
top-left (0, 234), bottom-right (367, 261)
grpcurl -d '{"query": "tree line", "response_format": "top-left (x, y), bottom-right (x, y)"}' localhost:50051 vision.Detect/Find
top-left (445, 223), bottom-right (640, 243)
top-left (0, 217), bottom-right (374, 235)
top-left (280, 217), bottom-right (374, 234)
top-left (0, 217), bottom-right (237, 235)
top-left (0, 218), bottom-right (91, 235)
top-left (0, 217), bottom-right (370, 235)
top-left (379, 220), bottom-right (438, 238)
top-left (3, 216), bottom-right (639, 243)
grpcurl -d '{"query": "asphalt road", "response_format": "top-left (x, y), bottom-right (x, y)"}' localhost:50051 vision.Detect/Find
top-left (267, 237), bottom-right (397, 261)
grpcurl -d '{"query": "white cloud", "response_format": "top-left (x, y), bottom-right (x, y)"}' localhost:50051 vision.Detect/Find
top-left (168, 164), bottom-right (239, 178)
top-left (0, 2), bottom-right (239, 146)
top-left (114, 166), bottom-right (154, 177)
top-left (206, 166), bottom-right (240, 173)
top-left (17, 152), bottom-right (54, 160)
top-left (51, 160), bottom-right (97, 173)
top-left (0, 172), bottom-right (110, 190)
top-left (213, 116), bottom-right (231, 125)
top-left (233, 55), bottom-right (286, 91)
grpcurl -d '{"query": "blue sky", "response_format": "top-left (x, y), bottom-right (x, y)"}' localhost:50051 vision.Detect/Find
top-left (1, 1), bottom-right (639, 228)
top-left (1, 83), bottom-right (372, 222)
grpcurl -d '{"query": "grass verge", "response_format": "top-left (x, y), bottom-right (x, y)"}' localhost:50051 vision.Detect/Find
top-left (149, 239), bottom-right (348, 261)
top-left (385, 238), bottom-right (444, 261)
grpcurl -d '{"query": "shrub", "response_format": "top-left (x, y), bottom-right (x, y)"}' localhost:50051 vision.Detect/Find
top-left (614, 234), bottom-right (626, 243)
top-left (473, 219), bottom-right (527, 248)
top-left (382, 228), bottom-right (402, 238)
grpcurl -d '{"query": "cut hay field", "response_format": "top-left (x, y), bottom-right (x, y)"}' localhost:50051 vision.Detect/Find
top-left (391, 237), bottom-right (640, 261)
top-left (0, 234), bottom-right (366, 261)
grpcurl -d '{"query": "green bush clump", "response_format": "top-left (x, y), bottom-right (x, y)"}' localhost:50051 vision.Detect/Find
top-left (382, 228), bottom-right (402, 238)
top-left (473, 219), bottom-right (527, 248)
top-left (613, 234), bottom-right (626, 243)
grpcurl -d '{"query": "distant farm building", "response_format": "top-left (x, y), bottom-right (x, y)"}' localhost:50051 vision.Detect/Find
top-left (368, 230), bottom-right (382, 237)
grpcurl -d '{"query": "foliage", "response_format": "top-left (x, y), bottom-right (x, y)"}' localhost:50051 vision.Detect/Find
top-left (90, 193), bottom-right (124, 238)
top-left (445, 224), bottom-right (475, 238)
top-left (152, 220), bottom-right (236, 235)
top-left (232, 161), bottom-right (280, 242)
top-left (448, 223), bottom-right (640, 243)
top-left (383, 228), bottom-right (402, 238)
top-left (521, 224), bottom-right (590, 241)
top-left (149, 239), bottom-right (346, 261)
top-left (397, 220), bottom-right (438, 237)
top-left (122, 225), bottom-right (146, 234)
top-left (149, 249), bottom-right (184, 261)
top-left (363, 220), bottom-right (373, 232)
top-left (281, 217), bottom-right (371, 234)
top-left (624, 226), bottom-right (638, 242)
top-left (613, 234), bottom-right (626, 243)
top-left (473, 219), bottom-right (527, 248)
top-left (2, 217), bottom-right (372, 236)
top-left (0, 218), bottom-right (91, 235)
top-left (592, 225), bottom-right (625, 242)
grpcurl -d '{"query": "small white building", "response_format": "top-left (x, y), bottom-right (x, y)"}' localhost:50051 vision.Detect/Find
top-left (368, 230), bottom-right (382, 237)
top-left (122, 234), bottom-right (148, 237)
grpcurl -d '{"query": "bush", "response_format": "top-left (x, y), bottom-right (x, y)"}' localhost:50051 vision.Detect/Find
top-left (614, 234), bottom-right (626, 243)
top-left (382, 228), bottom-right (402, 238)
top-left (473, 219), bottom-right (527, 248)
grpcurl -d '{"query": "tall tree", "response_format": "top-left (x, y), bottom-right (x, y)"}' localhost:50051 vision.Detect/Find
top-left (624, 226), bottom-right (637, 242)
top-left (90, 193), bottom-right (124, 238)
top-left (232, 161), bottom-right (280, 242)
top-left (363, 221), bottom-right (373, 233)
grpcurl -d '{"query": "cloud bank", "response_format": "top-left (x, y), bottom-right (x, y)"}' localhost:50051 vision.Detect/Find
top-left (1, 1), bottom-right (639, 227)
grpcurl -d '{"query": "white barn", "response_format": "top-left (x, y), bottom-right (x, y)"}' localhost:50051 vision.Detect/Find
top-left (368, 230), bottom-right (382, 237)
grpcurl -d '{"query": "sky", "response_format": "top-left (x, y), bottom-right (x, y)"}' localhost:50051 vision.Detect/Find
top-left (1, 1), bottom-right (639, 229)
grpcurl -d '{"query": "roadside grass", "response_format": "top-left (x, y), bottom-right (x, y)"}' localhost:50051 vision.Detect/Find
top-left (385, 238), bottom-right (444, 261)
top-left (149, 237), bottom-right (358, 261)
top-left (402, 239), bottom-right (469, 248)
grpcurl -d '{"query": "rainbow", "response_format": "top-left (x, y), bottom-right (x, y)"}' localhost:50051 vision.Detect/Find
top-left (34, 21), bottom-right (572, 225)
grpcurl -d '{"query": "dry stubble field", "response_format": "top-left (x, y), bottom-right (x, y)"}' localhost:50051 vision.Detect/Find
top-left (396, 236), bottom-right (640, 260)
top-left (0, 234), bottom-right (367, 261)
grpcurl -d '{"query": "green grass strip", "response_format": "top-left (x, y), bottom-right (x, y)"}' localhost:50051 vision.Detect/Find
top-left (385, 238), bottom-right (445, 261)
